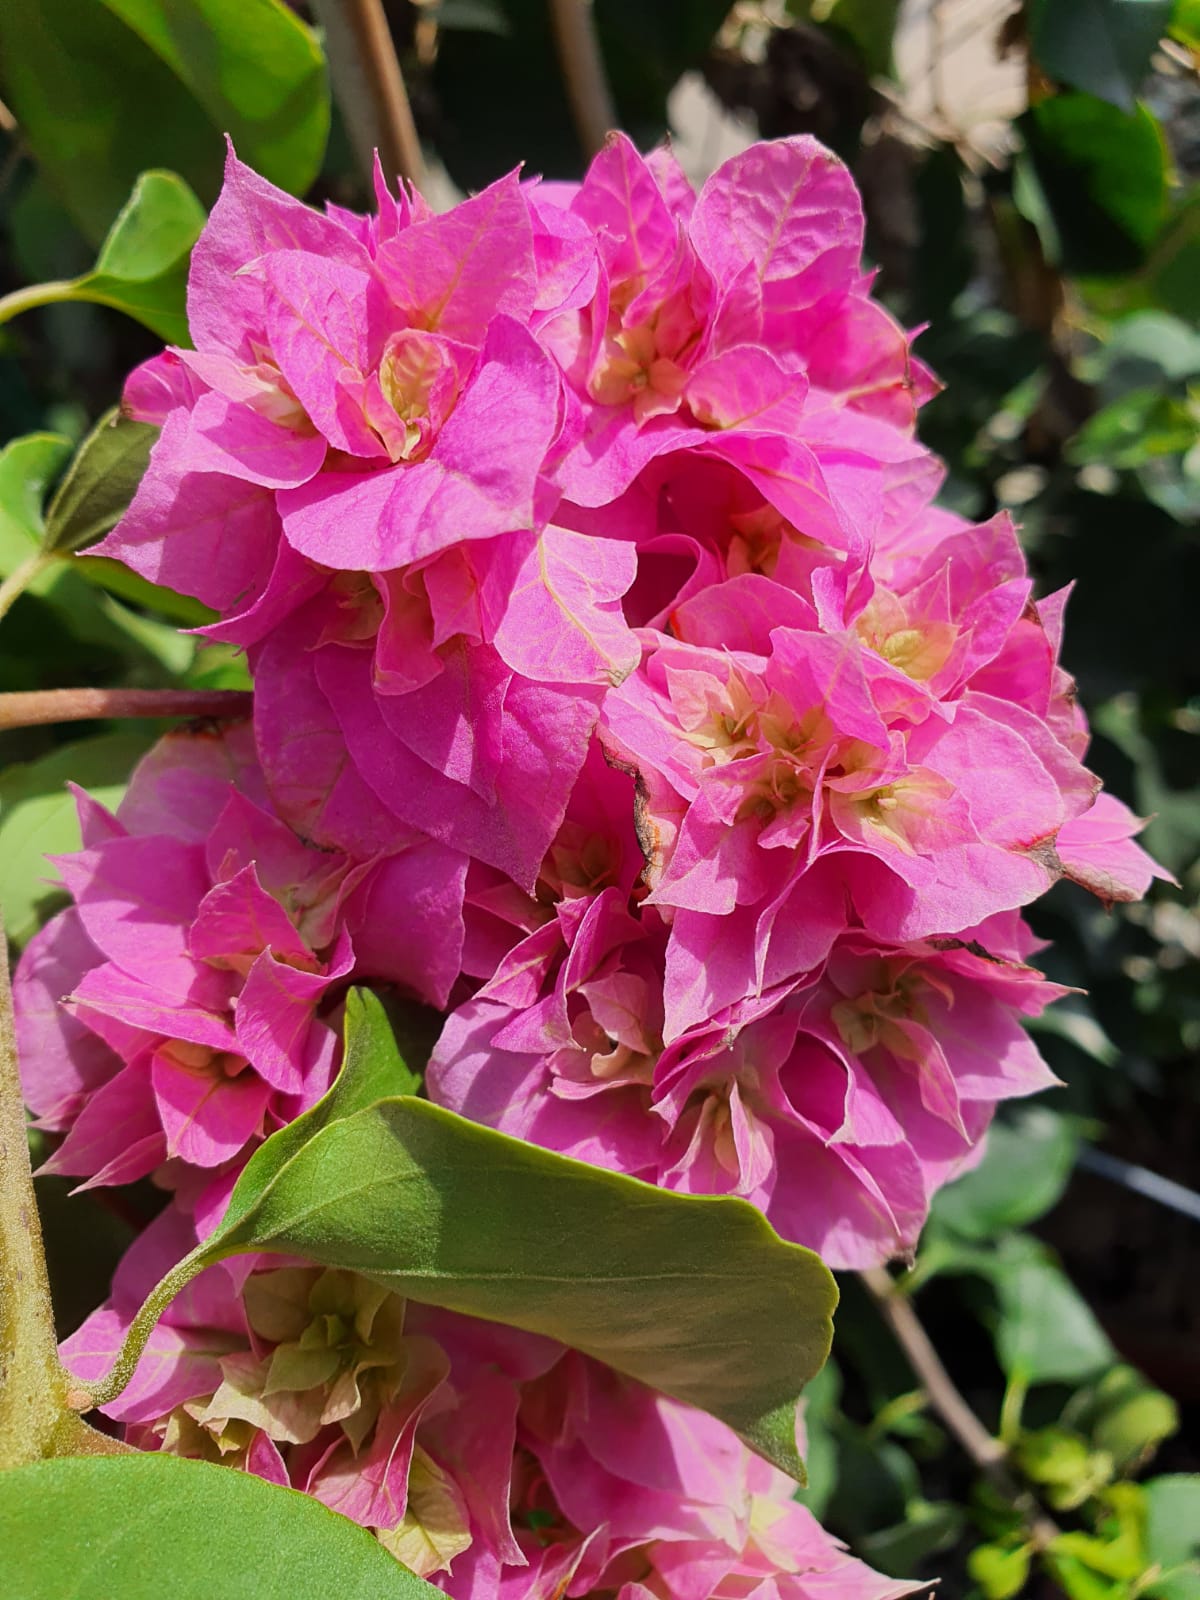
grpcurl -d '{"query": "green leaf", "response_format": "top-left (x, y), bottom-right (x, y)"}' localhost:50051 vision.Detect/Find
top-left (1064, 1366), bottom-right (1179, 1474)
top-left (1143, 1476), bottom-right (1200, 1599)
top-left (69, 556), bottom-right (215, 628)
top-left (1029, 0), bottom-right (1174, 111)
top-left (990, 1238), bottom-right (1116, 1385)
top-left (1169, 0), bottom-right (1200, 46)
top-left (0, 172), bottom-right (205, 343)
top-left (969, 1538), bottom-right (1033, 1599)
top-left (0, 0), bottom-right (328, 244)
top-left (792, 1356), bottom-right (842, 1519)
top-left (42, 408), bottom-right (158, 557)
top-left (108, 991), bottom-right (837, 1479)
top-left (1144, 192), bottom-right (1200, 323)
top-left (1017, 93), bottom-right (1168, 276)
top-left (0, 733), bottom-right (154, 946)
top-left (932, 1106), bottom-right (1079, 1239)
top-left (0, 1453), bottom-right (439, 1599)
top-left (0, 434), bottom-right (72, 552)
top-left (1068, 390), bottom-right (1199, 470)
top-left (856, 1498), bottom-right (966, 1578)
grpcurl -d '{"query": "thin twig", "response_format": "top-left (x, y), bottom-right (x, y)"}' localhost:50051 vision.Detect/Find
top-left (548, 0), bottom-right (617, 159)
top-left (313, 0), bottom-right (425, 190)
top-left (861, 1267), bottom-right (1060, 1551)
top-left (0, 688), bottom-right (251, 733)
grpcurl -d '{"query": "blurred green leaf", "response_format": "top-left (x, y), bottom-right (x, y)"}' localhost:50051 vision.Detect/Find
top-left (932, 1107), bottom-right (1079, 1239)
top-left (0, 0), bottom-right (328, 243)
top-left (0, 732), bottom-right (153, 946)
top-left (793, 1356), bottom-right (842, 1519)
top-left (1017, 94), bottom-right (1168, 276)
top-left (1069, 390), bottom-right (1199, 469)
top-left (990, 1238), bottom-right (1116, 1384)
top-left (42, 408), bottom-right (158, 557)
top-left (857, 1498), bottom-right (966, 1577)
top-left (1029, 0), bottom-right (1173, 111)
top-left (1016, 1426), bottom-right (1114, 1511)
top-left (0, 172), bottom-right (204, 343)
top-left (1167, 0), bottom-right (1200, 46)
top-left (0, 1453), bottom-right (439, 1599)
top-left (1144, 193), bottom-right (1200, 323)
top-left (1143, 1476), bottom-right (1200, 1598)
top-left (969, 1537), bottom-right (1033, 1599)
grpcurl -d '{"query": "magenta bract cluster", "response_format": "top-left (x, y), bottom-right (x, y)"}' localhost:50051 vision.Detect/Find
top-left (16, 132), bottom-right (1163, 1583)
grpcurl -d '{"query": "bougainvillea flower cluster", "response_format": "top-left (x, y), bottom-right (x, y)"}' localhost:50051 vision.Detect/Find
top-left (15, 130), bottom-right (1164, 1580)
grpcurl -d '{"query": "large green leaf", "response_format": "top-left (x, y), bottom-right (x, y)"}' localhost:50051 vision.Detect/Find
top-left (102, 991), bottom-right (837, 1479)
top-left (0, 1454), bottom-right (439, 1600)
top-left (0, 172), bottom-right (205, 343)
top-left (1017, 93), bottom-right (1168, 276)
top-left (0, 0), bottom-right (328, 243)
top-left (1029, 0), bottom-right (1174, 112)
top-left (0, 733), bottom-right (154, 946)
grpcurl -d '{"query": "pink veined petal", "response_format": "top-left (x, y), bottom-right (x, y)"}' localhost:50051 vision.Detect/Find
top-left (151, 1048), bottom-right (272, 1168)
top-left (493, 524), bottom-right (640, 688)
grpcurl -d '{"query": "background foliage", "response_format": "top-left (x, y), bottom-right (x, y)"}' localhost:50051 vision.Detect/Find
top-left (0, 1), bottom-right (1197, 1596)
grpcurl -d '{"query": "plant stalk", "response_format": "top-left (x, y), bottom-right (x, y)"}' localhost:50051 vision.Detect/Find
top-left (314, 0), bottom-right (425, 189)
top-left (548, 0), bottom-right (617, 158)
top-left (861, 1266), bottom-right (1060, 1551)
top-left (0, 688), bottom-right (252, 732)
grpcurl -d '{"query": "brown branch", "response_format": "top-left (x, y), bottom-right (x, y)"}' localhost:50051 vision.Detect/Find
top-left (548, 0), bottom-right (617, 160)
top-left (313, 0), bottom-right (426, 190)
top-left (861, 1267), bottom-right (1060, 1551)
top-left (0, 688), bottom-right (251, 733)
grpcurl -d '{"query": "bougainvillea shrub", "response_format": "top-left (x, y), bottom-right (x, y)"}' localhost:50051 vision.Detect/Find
top-left (11, 128), bottom-right (1164, 1586)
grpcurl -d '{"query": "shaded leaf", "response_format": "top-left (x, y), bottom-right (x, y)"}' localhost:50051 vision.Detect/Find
top-left (1030, 0), bottom-right (1174, 112)
top-left (0, 1453), bottom-right (439, 1599)
top-left (1017, 94), bottom-right (1168, 276)
top-left (43, 408), bottom-right (158, 557)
